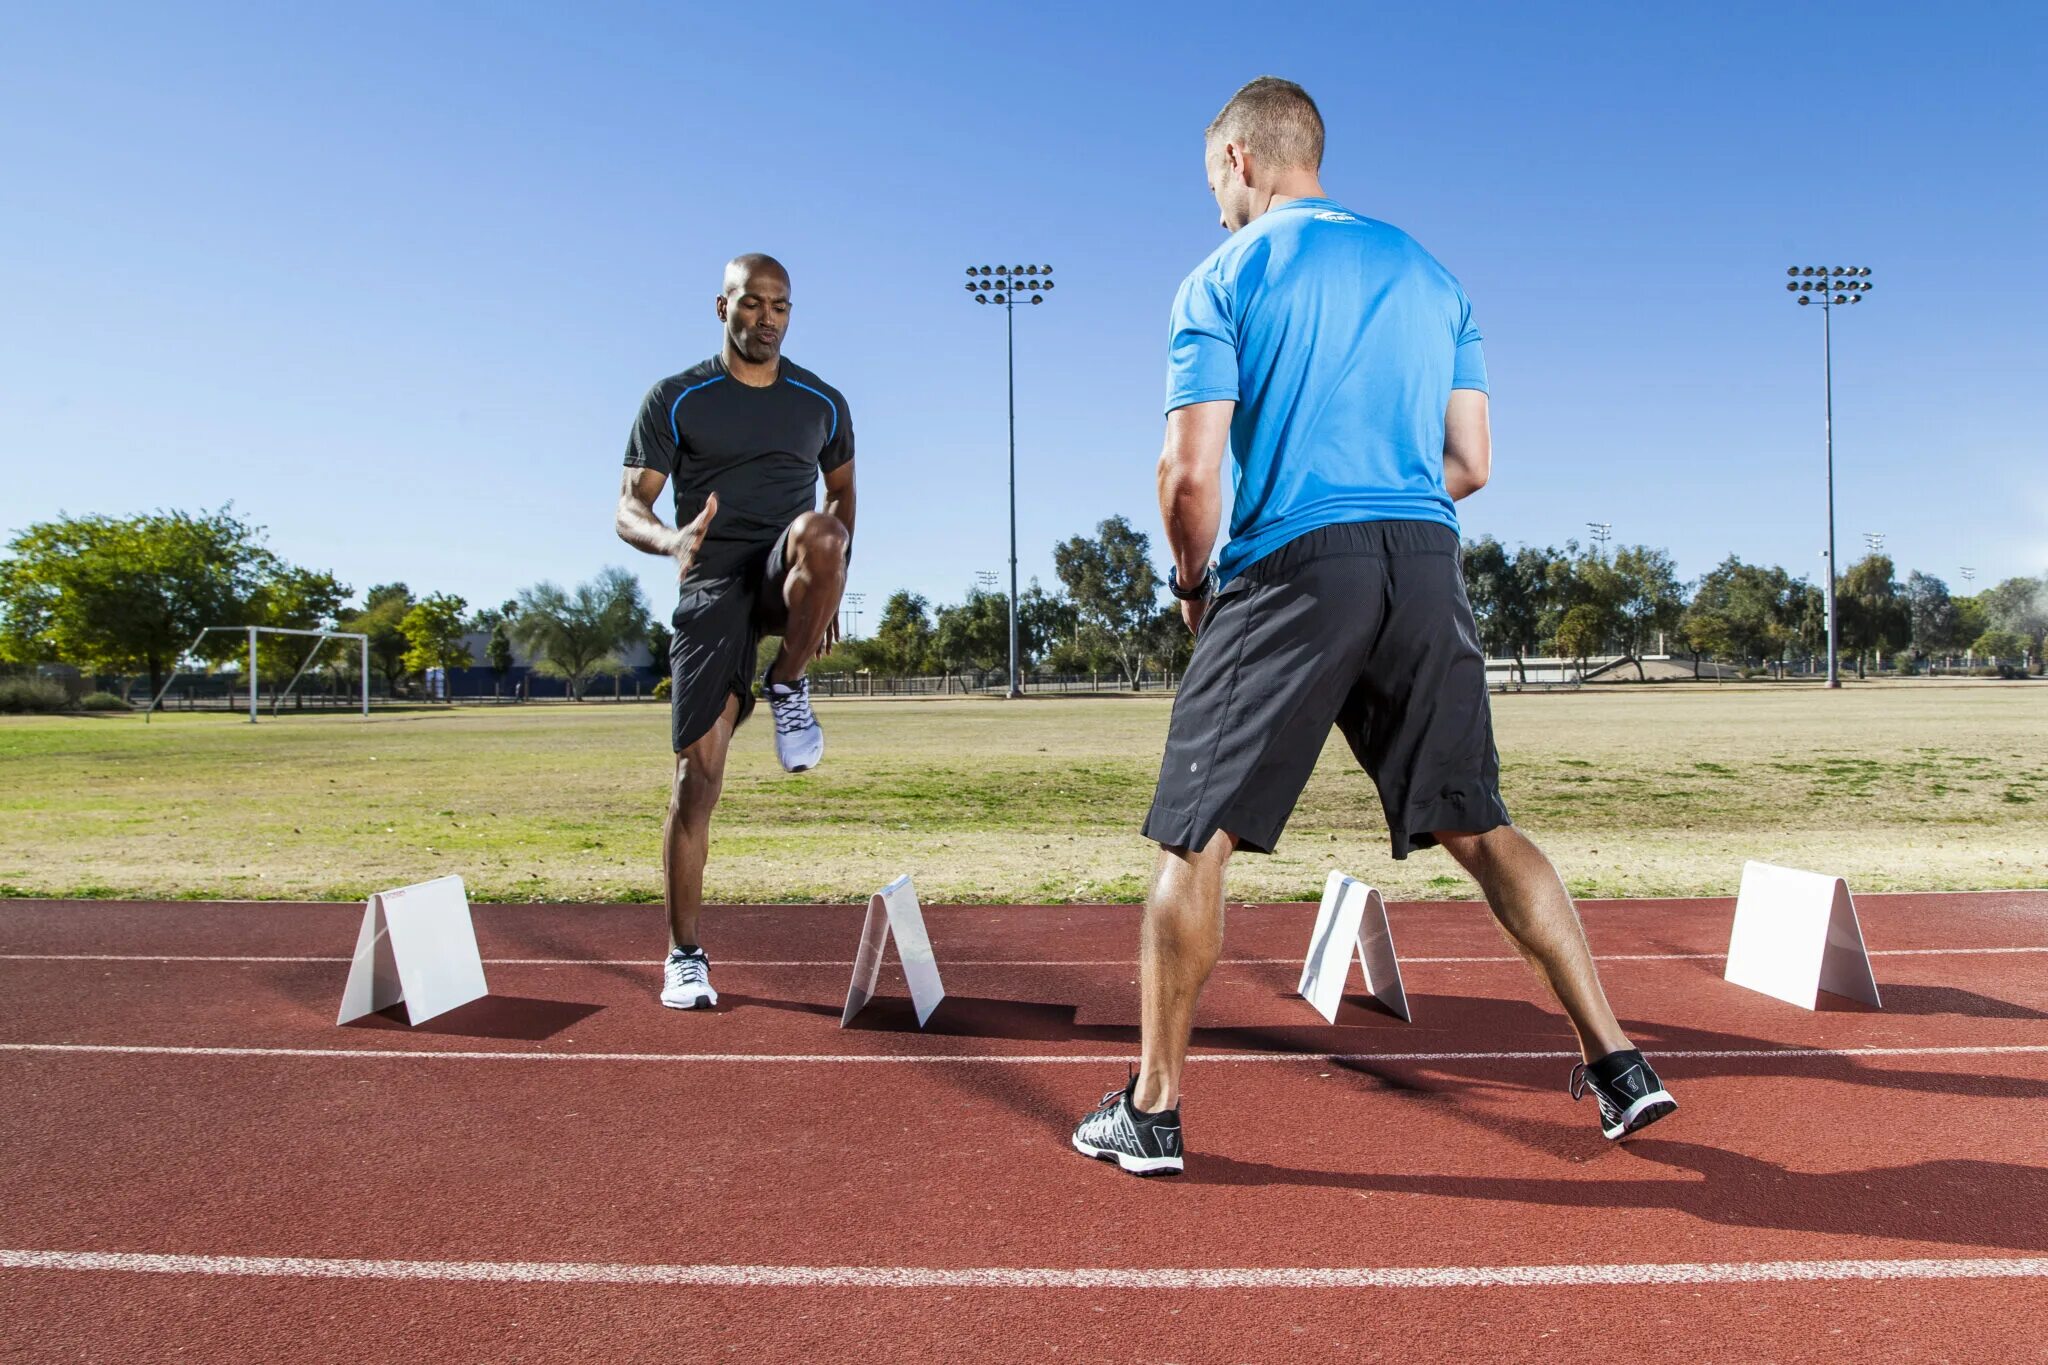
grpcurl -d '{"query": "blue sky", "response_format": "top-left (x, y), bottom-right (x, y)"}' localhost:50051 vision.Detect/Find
top-left (3, 2), bottom-right (2043, 628)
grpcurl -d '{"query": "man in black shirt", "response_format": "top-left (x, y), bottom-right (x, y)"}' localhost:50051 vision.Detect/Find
top-left (616, 253), bottom-right (855, 1009)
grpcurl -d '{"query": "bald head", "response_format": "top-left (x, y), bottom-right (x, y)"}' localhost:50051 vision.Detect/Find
top-left (715, 252), bottom-right (793, 372)
top-left (722, 253), bottom-right (790, 298)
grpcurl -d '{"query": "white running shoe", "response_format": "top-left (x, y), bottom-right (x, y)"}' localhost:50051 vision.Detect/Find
top-left (764, 671), bottom-right (824, 772)
top-left (660, 946), bottom-right (717, 1009)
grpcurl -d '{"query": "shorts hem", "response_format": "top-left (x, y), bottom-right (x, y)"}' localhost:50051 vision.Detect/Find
top-left (1390, 797), bottom-right (1511, 859)
top-left (1142, 802), bottom-right (1284, 857)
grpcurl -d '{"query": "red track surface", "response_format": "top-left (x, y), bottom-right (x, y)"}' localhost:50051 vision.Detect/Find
top-left (3, 892), bottom-right (2045, 1362)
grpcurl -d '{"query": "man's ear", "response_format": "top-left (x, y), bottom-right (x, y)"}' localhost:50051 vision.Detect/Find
top-left (715, 294), bottom-right (728, 321)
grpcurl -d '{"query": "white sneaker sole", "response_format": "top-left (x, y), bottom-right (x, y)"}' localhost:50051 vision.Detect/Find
top-left (1603, 1089), bottom-right (1677, 1139)
top-left (660, 986), bottom-right (718, 1010)
top-left (776, 730), bottom-right (824, 773)
top-left (1071, 1134), bottom-right (1183, 1176)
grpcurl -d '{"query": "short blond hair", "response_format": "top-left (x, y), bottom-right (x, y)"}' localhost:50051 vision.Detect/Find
top-left (1205, 76), bottom-right (1323, 171)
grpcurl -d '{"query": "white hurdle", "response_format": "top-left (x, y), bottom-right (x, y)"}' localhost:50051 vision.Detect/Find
top-left (1724, 860), bottom-right (1881, 1010)
top-left (840, 875), bottom-right (947, 1028)
top-left (336, 875), bottom-right (489, 1026)
top-left (1297, 871), bottom-right (1412, 1023)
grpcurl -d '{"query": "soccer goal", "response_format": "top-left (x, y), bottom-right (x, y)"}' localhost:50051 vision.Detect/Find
top-left (144, 625), bottom-right (371, 723)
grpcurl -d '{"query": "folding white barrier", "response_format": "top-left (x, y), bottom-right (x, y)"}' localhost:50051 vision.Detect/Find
top-left (840, 874), bottom-right (946, 1028)
top-left (1724, 860), bottom-right (1881, 1010)
top-left (336, 875), bottom-right (489, 1026)
top-left (1297, 870), bottom-right (1411, 1023)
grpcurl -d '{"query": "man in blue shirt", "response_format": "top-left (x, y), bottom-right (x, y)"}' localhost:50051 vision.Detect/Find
top-left (1071, 78), bottom-right (1675, 1178)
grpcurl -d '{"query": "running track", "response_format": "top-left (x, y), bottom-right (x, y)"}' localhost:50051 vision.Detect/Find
top-left (3, 892), bottom-right (2045, 1362)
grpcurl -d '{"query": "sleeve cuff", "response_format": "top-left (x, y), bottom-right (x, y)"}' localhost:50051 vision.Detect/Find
top-left (1164, 387), bottom-right (1239, 415)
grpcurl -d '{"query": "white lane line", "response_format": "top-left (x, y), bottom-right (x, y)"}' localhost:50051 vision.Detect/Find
top-left (2, 1247), bottom-right (2044, 1290)
top-left (5, 1042), bottom-right (2046, 1066)
top-left (4, 947), bottom-right (2045, 966)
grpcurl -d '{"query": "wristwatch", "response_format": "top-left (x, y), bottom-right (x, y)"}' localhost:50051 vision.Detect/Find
top-left (1168, 563), bottom-right (1213, 602)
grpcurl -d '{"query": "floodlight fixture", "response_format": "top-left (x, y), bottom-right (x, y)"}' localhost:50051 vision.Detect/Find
top-left (1777, 261), bottom-right (1876, 688)
top-left (960, 257), bottom-right (1060, 697)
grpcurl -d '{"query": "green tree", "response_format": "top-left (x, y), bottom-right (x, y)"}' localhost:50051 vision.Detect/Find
top-left (1554, 603), bottom-right (1604, 675)
top-left (869, 590), bottom-right (935, 676)
top-left (1901, 572), bottom-right (1959, 660)
top-left (1053, 515), bottom-right (1161, 689)
top-left (1682, 558), bottom-right (1799, 671)
top-left (933, 588), bottom-right (1009, 683)
top-left (1461, 536), bottom-right (1522, 667)
top-left (511, 568), bottom-right (647, 700)
top-left (401, 593), bottom-right (474, 699)
top-left (1837, 553), bottom-right (1910, 676)
top-left (1610, 544), bottom-right (1687, 675)
top-left (1971, 628), bottom-right (2028, 665)
top-left (1142, 604), bottom-right (1196, 675)
top-left (486, 620), bottom-right (517, 696)
top-left (1016, 580), bottom-right (1075, 672)
top-left (0, 507), bottom-right (277, 705)
top-left (245, 566), bottom-right (354, 703)
top-left (344, 583), bottom-right (414, 695)
top-left (1980, 575), bottom-right (2047, 665)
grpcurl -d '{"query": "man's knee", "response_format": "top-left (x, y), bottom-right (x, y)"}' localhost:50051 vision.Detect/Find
top-left (789, 511), bottom-right (850, 566)
top-left (670, 750), bottom-right (726, 818)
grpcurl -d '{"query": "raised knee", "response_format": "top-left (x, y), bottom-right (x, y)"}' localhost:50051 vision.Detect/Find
top-left (790, 511), bottom-right (850, 562)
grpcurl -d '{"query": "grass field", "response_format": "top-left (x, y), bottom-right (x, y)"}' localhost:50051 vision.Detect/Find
top-left (2, 684), bottom-right (2042, 904)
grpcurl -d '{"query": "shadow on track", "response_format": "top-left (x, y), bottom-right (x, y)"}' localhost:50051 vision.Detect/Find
top-left (343, 995), bottom-right (602, 1041)
top-left (1192, 1140), bottom-right (2048, 1252)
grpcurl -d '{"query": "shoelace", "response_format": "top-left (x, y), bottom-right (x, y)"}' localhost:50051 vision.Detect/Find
top-left (667, 953), bottom-right (708, 987)
top-left (767, 680), bottom-right (815, 735)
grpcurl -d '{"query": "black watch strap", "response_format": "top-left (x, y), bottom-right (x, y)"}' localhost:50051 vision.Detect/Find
top-left (1169, 564), bottom-right (1211, 601)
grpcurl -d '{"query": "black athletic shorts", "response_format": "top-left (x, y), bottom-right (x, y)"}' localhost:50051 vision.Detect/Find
top-left (1142, 520), bottom-right (1511, 858)
top-left (668, 526), bottom-right (793, 753)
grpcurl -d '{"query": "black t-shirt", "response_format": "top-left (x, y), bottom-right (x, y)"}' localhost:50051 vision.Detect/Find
top-left (624, 355), bottom-right (855, 584)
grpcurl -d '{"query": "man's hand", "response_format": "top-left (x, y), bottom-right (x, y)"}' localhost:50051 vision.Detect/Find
top-left (667, 493), bottom-right (718, 582)
top-left (822, 614), bottom-right (840, 656)
top-left (1181, 595), bottom-right (1207, 637)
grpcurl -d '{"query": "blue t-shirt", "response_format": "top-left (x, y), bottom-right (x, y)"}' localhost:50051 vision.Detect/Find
top-left (1165, 197), bottom-right (1487, 583)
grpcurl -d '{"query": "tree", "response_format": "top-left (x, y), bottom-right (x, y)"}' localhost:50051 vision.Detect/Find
top-left (1837, 554), bottom-right (1909, 676)
top-left (1461, 536), bottom-right (1525, 671)
top-left (0, 507), bottom-right (278, 705)
top-left (1610, 545), bottom-right (1687, 676)
top-left (344, 583), bottom-right (414, 695)
top-left (1682, 557), bottom-right (1800, 671)
top-left (1554, 603), bottom-right (1604, 675)
top-left (1971, 628), bottom-right (2029, 665)
top-left (1898, 572), bottom-right (1958, 660)
top-left (932, 588), bottom-right (1009, 683)
top-left (1980, 575), bottom-right (2047, 664)
top-left (243, 566), bottom-right (354, 703)
top-left (869, 591), bottom-right (935, 676)
top-left (486, 620), bottom-right (516, 696)
top-left (401, 593), bottom-right (474, 699)
top-left (1016, 580), bottom-right (1076, 671)
top-left (1053, 515), bottom-right (1161, 689)
top-left (1142, 604), bottom-right (1195, 675)
top-left (511, 568), bottom-right (647, 700)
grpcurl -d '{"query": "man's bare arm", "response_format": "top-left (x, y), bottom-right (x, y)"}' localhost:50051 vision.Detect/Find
top-left (822, 459), bottom-right (856, 550)
top-left (616, 467), bottom-right (717, 581)
top-left (1157, 400), bottom-right (1235, 632)
top-left (1443, 388), bottom-right (1491, 501)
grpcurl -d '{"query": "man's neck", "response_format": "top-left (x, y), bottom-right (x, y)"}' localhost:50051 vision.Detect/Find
top-left (1256, 174), bottom-right (1330, 220)
top-left (723, 345), bottom-right (780, 388)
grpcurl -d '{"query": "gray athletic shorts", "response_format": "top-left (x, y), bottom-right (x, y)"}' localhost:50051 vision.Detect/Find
top-left (1142, 520), bottom-right (1511, 858)
top-left (668, 527), bottom-right (792, 753)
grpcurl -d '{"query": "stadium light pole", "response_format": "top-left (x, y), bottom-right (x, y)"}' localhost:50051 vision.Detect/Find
top-left (842, 591), bottom-right (864, 640)
top-left (1586, 521), bottom-right (1612, 553)
top-left (963, 263), bottom-right (1055, 698)
top-left (1785, 264), bottom-right (1874, 688)
top-left (1862, 531), bottom-right (1885, 556)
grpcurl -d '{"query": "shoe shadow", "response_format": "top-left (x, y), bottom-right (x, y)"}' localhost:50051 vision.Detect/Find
top-left (717, 992), bottom-right (843, 1020)
top-left (343, 995), bottom-right (602, 1041)
top-left (1190, 1140), bottom-right (2048, 1252)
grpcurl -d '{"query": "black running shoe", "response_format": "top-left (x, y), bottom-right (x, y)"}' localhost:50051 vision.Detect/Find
top-left (1071, 1072), bottom-right (1183, 1176)
top-left (1570, 1048), bottom-right (1677, 1139)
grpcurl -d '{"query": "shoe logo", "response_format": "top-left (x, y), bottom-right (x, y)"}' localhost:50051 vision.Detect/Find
top-left (1616, 1066), bottom-right (1645, 1097)
top-left (1153, 1126), bottom-right (1181, 1149)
